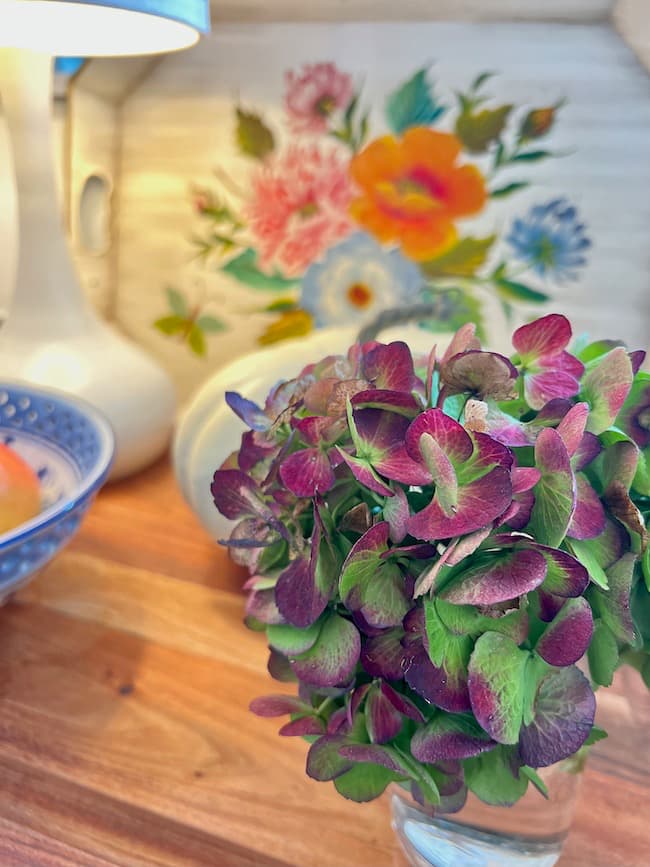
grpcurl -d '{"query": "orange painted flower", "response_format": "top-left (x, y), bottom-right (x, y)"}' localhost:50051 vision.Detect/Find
top-left (349, 127), bottom-right (487, 261)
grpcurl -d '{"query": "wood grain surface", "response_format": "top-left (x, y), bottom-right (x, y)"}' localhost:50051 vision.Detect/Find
top-left (0, 457), bottom-right (648, 866)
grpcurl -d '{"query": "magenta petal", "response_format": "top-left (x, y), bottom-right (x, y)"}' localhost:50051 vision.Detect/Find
top-left (336, 449), bottom-right (394, 496)
top-left (346, 521), bottom-right (390, 557)
top-left (440, 549), bottom-right (547, 606)
top-left (408, 466), bottom-right (512, 541)
top-left (442, 322), bottom-right (480, 363)
top-left (511, 467), bottom-right (541, 494)
top-left (513, 313), bottom-right (572, 360)
top-left (374, 446), bottom-right (432, 485)
top-left (525, 370), bottom-right (581, 411)
top-left (537, 589), bottom-right (567, 622)
top-left (630, 349), bottom-right (646, 374)
top-left (567, 475), bottom-right (606, 540)
top-left (536, 597), bottom-right (594, 667)
top-left (279, 448), bottom-right (335, 497)
top-left (406, 408), bottom-right (474, 465)
top-left (543, 350), bottom-right (584, 379)
top-left (292, 415), bottom-right (335, 446)
top-left (556, 402), bottom-right (589, 457)
top-left (470, 432), bottom-right (514, 471)
top-left (351, 388), bottom-right (421, 416)
top-left (404, 642), bottom-right (472, 713)
top-left (362, 341), bottom-right (417, 392)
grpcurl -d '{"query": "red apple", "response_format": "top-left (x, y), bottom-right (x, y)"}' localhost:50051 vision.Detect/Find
top-left (0, 443), bottom-right (41, 533)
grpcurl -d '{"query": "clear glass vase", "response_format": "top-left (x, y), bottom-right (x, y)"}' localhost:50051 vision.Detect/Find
top-left (391, 761), bottom-right (581, 867)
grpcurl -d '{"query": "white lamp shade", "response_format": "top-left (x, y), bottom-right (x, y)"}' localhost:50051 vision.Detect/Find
top-left (0, 0), bottom-right (210, 54)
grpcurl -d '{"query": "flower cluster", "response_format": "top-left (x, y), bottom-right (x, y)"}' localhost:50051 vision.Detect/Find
top-left (158, 64), bottom-right (592, 355)
top-left (212, 313), bottom-right (648, 809)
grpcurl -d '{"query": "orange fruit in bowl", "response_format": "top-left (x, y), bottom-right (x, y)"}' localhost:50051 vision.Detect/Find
top-left (0, 443), bottom-right (41, 534)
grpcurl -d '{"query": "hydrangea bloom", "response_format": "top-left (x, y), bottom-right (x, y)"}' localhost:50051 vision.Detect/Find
top-left (507, 199), bottom-right (591, 281)
top-left (212, 314), bottom-right (648, 812)
top-left (301, 232), bottom-right (423, 327)
top-left (245, 143), bottom-right (354, 277)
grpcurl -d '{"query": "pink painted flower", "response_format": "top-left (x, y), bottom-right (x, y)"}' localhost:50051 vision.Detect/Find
top-left (245, 144), bottom-right (354, 277)
top-left (285, 63), bottom-right (353, 134)
top-left (512, 314), bottom-right (584, 410)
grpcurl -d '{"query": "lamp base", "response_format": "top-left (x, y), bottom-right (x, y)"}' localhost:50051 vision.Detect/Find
top-left (0, 317), bottom-right (176, 480)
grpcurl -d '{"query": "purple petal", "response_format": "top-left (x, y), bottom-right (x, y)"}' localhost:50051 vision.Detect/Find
top-left (249, 694), bottom-right (310, 717)
top-left (292, 415), bottom-right (335, 446)
top-left (267, 649), bottom-right (297, 682)
top-left (404, 642), bottom-right (472, 713)
top-left (440, 549), bottom-right (547, 606)
top-left (361, 628), bottom-right (406, 680)
top-left (470, 432), bottom-right (514, 470)
top-left (290, 614), bottom-right (361, 688)
top-left (513, 314), bottom-right (572, 360)
top-left (245, 588), bottom-right (284, 625)
top-left (537, 589), bottom-right (566, 622)
top-left (338, 744), bottom-right (408, 775)
top-left (211, 469), bottom-right (266, 520)
top-left (351, 388), bottom-right (421, 416)
top-left (572, 432), bottom-right (602, 472)
top-left (353, 407), bottom-right (410, 452)
top-left (511, 467), bottom-right (541, 495)
top-left (526, 427), bottom-right (576, 547)
top-left (630, 349), bottom-right (646, 374)
top-left (591, 553), bottom-right (637, 643)
top-left (349, 683), bottom-right (371, 720)
top-left (279, 448), bottom-right (335, 497)
top-left (418, 434), bottom-right (458, 516)
top-left (519, 666), bottom-right (596, 767)
top-left (536, 597), bottom-right (594, 667)
top-left (567, 475), bottom-right (606, 540)
top-left (602, 441), bottom-right (639, 492)
top-left (468, 633), bottom-right (528, 744)
top-left (411, 715), bottom-right (496, 762)
top-left (225, 390), bottom-right (270, 431)
top-left (502, 490), bottom-right (535, 530)
top-left (445, 526), bottom-right (493, 566)
top-left (238, 430), bottom-right (278, 472)
top-left (381, 682), bottom-right (425, 722)
top-left (362, 341), bottom-right (417, 392)
top-left (336, 449), bottom-right (394, 497)
top-left (406, 408), bottom-right (473, 465)
top-left (279, 716), bottom-right (326, 736)
top-left (556, 402), bottom-right (589, 456)
top-left (536, 545), bottom-right (589, 597)
top-left (275, 557), bottom-right (329, 628)
top-left (366, 688), bottom-right (403, 744)
top-left (408, 466), bottom-right (512, 541)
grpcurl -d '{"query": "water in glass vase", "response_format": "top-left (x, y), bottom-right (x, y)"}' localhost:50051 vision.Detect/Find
top-left (391, 762), bottom-right (581, 867)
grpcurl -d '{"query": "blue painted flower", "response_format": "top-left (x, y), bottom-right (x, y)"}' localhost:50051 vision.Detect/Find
top-left (506, 199), bottom-right (591, 281)
top-left (301, 232), bottom-right (423, 327)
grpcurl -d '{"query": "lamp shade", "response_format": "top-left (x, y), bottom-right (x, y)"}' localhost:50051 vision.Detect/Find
top-left (0, 0), bottom-right (210, 54)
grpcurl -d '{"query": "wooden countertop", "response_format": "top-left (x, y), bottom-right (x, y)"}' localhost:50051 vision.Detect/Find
top-left (0, 457), bottom-right (648, 866)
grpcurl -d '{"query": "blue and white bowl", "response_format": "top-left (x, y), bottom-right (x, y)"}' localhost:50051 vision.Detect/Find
top-left (0, 382), bottom-right (114, 599)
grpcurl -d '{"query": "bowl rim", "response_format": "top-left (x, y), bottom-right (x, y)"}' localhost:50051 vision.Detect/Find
top-left (0, 381), bottom-right (115, 549)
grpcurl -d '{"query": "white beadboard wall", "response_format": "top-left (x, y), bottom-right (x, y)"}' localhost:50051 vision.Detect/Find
top-left (111, 20), bottom-right (650, 398)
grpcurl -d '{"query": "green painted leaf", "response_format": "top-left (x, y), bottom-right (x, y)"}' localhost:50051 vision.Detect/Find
top-left (582, 348), bottom-right (634, 435)
top-left (222, 249), bottom-right (299, 291)
top-left (154, 314), bottom-right (186, 336)
top-left (455, 105), bottom-right (512, 153)
top-left (490, 182), bottom-right (530, 199)
top-left (587, 620), bottom-right (618, 687)
top-left (467, 632), bottom-right (529, 744)
top-left (334, 761), bottom-right (404, 802)
top-left (196, 314), bottom-right (226, 333)
top-left (166, 286), bottom-right (188, 316)
top-left (510, 149), bottom-right (553, 162)
top-left (527, 428), bottom-right (575, 547)
top-left (421, 236), bottom-right (496, 278)
top-left (494, 278), bottom-right (549, 304)
top-left (235, 107), bottom-right (275, 159)
top-left (188, 323), bottom-right (206, 357)
top-left (464, 746), bottom-right (528, 806)
top-left (385, 67), bottom-right (446, 134)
